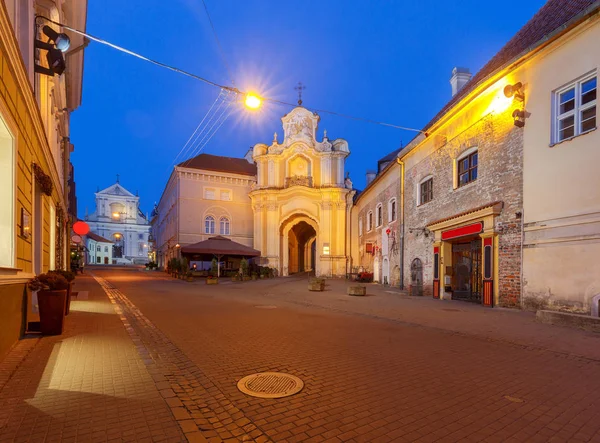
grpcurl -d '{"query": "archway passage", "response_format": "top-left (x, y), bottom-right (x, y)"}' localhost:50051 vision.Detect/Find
top-left (288, 221), bottom-right (317, 274)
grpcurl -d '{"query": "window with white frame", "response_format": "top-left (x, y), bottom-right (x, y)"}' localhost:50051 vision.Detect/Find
top-left (205, 216), bottom-right (215, 234)
top-left (554, 74), bottom-right (596, 143)
top-left (418, 176), bottom-right (433, 205)
top-left (376, 204), bottom-right (383, 227)
top-left (388, 198), bottom-right (397, 222)
top-left (359, 218), bottom-right (363, 236)
top-left (219, 217), bottom-right (230, 235)
top-left (367, 211), bottom-right (373, 231)
top-left (0, 114), bottom-right (14, 268)
top-left (204, 188), bottom-right (216, 200)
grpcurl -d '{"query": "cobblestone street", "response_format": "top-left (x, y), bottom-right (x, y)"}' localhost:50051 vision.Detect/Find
top-left (2, 267), bottom-right (600, 443)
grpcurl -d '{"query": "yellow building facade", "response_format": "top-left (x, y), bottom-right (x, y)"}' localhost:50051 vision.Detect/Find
top-left (0, 0), bottom-right (86, 357)
top-left (250, 107), bottom-right (354, 277)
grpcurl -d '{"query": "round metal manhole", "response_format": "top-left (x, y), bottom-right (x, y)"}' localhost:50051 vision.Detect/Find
top-left (237, 372), bottom-right (304, 399)
top-left (255, 305), bottom-right (277, 309)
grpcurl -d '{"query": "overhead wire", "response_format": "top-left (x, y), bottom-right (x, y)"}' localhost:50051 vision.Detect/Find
top-left (201, 0), bottom-right (236, 86)
top-left (36, 15), bottom-right (426, 135)
top-left (169, 90), bottom-right (224, 170)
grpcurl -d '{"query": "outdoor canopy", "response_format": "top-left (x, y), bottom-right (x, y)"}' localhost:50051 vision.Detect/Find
top-left (180, 235), bottom-right (260, 257)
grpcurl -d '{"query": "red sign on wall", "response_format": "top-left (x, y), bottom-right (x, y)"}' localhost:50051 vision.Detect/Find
top-left (441, 222), bottom-right (483, 241)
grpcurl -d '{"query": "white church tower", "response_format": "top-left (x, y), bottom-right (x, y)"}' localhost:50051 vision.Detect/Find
top-left (86, 178), bottom-right (151, 264)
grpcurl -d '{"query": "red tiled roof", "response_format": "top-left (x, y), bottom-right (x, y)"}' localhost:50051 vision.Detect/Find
top-left (178, 153), bottom-right (257, 176)
top-left (86, 232), bottom-right (114, 243)
top-left (422, 0), bottom-right (599, 133)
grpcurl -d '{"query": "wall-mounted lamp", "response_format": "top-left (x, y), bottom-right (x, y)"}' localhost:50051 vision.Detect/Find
top-left (503, 82), bottom-right (524, 102)
top-left (322, 243), bottom-right (330, 255)
top-left (512, 109), bottom-right (526, 128)
top-left (34, 25), bottom-right (70, 76)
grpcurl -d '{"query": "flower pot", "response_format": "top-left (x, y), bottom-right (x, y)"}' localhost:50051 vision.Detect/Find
top-left (243, 276), bottom-right (251, 282)
top-left (252, 275), bottom-right (258, 281)
top-left (65, 283), bottom-right (72, 315)
top-left (206, 278), bottom-right (218, 285)
top-left (38, 289), bottom-right (67, 335)
top-left (186, 277), bottom-right (194, 282)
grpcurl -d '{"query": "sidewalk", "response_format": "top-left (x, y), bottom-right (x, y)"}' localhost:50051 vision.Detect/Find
top-left (0, 275), bottom-right (184, 443)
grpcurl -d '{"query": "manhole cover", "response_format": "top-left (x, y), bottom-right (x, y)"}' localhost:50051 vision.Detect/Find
top-left (255, 305), bottom-right (277, 309)
top-left (441, 308), bottom-right (461, 312)
top-left (237, 372), bottom-right (304, 398)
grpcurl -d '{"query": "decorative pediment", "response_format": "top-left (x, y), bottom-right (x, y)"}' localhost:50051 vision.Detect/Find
top-left (97, 183), bottom-right (135, 197)
top-left (281, 107), bottom-right (320, 144)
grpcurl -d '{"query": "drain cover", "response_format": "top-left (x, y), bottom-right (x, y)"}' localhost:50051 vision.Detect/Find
top-left (237, 372), bottom-right (304, 398)
top-left (255, 305), bottom-right (277, 309)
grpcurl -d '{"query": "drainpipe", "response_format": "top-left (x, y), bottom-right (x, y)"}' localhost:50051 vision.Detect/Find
top-left (396, 158), bottom-right (405, 289)
top-left (520, 208), bottom-right (525, 310)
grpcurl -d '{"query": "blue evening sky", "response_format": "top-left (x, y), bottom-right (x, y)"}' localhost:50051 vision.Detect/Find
top-left (71, 0), bottom-right (546, 217)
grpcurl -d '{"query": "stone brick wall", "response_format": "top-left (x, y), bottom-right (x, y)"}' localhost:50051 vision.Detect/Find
top-left (403, 111), bottom-right (524, 306)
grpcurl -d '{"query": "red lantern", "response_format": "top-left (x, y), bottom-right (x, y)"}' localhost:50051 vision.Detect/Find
top-left (72, 220), bottom-right (90, 236)
top-left (386, 228), bottom-right (391, 236)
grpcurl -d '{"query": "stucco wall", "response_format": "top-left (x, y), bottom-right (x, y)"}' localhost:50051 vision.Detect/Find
top-left (521, 17), bottom-right (600, 311)
top-left (352, 166), bottom-right (401, 286)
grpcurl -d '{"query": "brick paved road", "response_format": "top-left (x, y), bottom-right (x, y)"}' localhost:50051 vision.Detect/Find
top-left (96, 268), bottom-right (600, 442)
top-left (2, 268), bottom-right (600, 443)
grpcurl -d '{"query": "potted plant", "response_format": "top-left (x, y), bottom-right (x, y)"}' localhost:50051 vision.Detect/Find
top-left (206, 274), bottom-right (218, 285)
top-left (29, 273), bottom-right (69, 335)
top-left (185, 270), bottom-right (194, 282)
top-left (260, 267), bottom-right (268, 279)
top-left (49, 270), bottom-right (76, 315)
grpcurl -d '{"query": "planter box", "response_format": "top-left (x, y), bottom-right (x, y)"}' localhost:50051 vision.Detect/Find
top-left (348, 286), bottom-right (366, 296)
top-left (38, 290), bottom-right (67, 335)
top-left (308, 281), bottom-right (325, 292)
top-left (243, 276), bottom-right (251, 282)
top-left (206, 278), bottom-right (218, 285)
top-left (65, 283), bottom-right (73, 315)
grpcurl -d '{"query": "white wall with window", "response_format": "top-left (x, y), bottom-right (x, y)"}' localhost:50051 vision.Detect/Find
top-left (0, 114), bottom-right (15, 269)
top-left (553, 73), bottom-right (596, 143)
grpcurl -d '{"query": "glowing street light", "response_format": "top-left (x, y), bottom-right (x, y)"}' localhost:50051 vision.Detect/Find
top-left (245, 93), bottom-right (262, 110)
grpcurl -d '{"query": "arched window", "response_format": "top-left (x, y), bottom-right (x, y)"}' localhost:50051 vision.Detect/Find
top-left (96, 245), bottom-right (101, 252)
top-left (104, 246), bottom-right (108, 252)
top-left (220, 217), bottom-right (230, 235)
top-left (376, 203), bottom-right (383, 227)
top-left (205, 216), bottom-right (215, 234)
top-left (367, 211), bottom-right (373, 232)
top-left (388, 198), bottom-right (397, 222)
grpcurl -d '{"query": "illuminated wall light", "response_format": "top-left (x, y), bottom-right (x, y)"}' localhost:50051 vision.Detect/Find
top-left (322, 243), bottom-right (330, 255)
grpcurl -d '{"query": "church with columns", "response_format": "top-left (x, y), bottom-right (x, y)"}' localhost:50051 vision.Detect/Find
top-left (86, 178), bottom-right (151, 264)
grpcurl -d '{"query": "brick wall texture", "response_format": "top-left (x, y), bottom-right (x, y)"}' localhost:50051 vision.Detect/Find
top-left (403, 112), bottom-right (523, 307)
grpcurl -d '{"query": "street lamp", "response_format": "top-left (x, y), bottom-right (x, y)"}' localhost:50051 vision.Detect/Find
top-left (244, 93), bottom-right (262, 110)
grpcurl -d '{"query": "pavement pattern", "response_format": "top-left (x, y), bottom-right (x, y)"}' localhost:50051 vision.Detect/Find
top-left (1, 267), bottom-right (600, 443)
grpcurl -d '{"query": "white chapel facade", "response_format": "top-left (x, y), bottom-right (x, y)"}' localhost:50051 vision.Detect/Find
top-left (250, 107), bottom-right (354, 277)
top-left (86, 181), bottom-right (151, 264)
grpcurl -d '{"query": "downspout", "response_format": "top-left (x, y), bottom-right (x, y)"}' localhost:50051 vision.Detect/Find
top-left (520, 209), bottom-right (525, 309)
top-left (396, 158), bottom-right (405, 289)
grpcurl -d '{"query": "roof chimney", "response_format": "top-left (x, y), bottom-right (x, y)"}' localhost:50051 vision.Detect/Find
top-left (450, 67), bottom-right (472, 97)
top-left (366, 170), bottom-right (376, 186)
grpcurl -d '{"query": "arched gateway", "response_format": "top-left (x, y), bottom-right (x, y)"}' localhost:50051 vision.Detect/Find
top-left (250, 107), bottom-right (354, 277)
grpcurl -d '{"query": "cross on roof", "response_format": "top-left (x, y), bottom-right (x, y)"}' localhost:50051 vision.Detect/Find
top-left (294, 82), bottom-right (306, 106)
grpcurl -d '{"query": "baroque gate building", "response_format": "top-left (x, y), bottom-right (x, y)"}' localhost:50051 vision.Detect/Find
top-left (250, 107), bottom-right (354, 277)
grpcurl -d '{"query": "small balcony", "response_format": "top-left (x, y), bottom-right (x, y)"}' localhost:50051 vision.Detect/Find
top-left (285, 175), bottom-right (313, 188)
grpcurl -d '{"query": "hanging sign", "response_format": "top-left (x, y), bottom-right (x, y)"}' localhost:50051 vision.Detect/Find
top-left (71, 235), bottom-right (82, 244)
top-left (441, 222), bottom-right (483, 241)
top-left (72, 221), bottom-right (90, 236)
